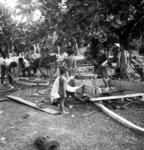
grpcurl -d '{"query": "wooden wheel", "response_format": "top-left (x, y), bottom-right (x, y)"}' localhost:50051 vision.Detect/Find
top-left (10, 66), bottom-right (19, 79)
top-left (39, 57), bottom-right (57, 78)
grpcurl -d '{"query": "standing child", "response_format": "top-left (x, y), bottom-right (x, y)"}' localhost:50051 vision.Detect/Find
top-left (50, 66), bottom-right (69, 114)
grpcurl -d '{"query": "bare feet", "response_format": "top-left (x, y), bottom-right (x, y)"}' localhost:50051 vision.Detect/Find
top-left (62, 110), bottom-right (69, 114)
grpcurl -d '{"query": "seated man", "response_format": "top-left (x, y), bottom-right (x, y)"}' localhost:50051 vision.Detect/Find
top-left (18, 57), bottom-right (31, 77)
top-left (50, 67), bottom-right (83, 114)
top-left (1, 58), bottom-right (17, 88)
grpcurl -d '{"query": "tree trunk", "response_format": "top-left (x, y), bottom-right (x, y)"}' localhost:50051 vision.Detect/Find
top-left (119, 48), bottom-right (129, 80)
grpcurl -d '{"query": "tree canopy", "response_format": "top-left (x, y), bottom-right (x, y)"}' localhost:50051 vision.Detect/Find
top-left (57, 0), bottom-right (144, 50)
top-left (0, 0), bottom-right (144, 55)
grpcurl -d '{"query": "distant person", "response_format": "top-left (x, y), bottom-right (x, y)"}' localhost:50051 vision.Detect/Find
top-left (18, 57), bottom-right (31, 77)
top-left (1, 58), bottom-right (17, 88)
top-left (95, 48), bottom-right (110, 89)
top-left (64, 49), bottom-right (76, 76)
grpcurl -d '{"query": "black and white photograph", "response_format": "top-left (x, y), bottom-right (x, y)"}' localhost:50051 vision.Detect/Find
top-left (0, 0), bottom-right (144, 149)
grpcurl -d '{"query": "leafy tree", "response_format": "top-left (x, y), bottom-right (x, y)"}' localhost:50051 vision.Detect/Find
top-left (57, 0), bottom-right (144, 78)
top-left (11, 0), bottom-right (62, 54)
top-left (0, 3), bottom-right (16, 58)
top-left (60, 0), bottom-right (144, 47)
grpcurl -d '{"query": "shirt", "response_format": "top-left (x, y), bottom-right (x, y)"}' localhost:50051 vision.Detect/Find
top-left (50, 76), bottom-right (67, 103)
top-left (50, 76), bottom-right (81, 103)
top-left (1, 58), bottom-right (13, 67)
top-left (23, 59), bottom-right (30, 68)
top-left (67, 76), bottom-right (75, 87)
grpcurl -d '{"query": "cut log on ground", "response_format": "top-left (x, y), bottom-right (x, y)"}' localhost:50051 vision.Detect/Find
top-left (76, 84), bottom-right (102, 97)
top-left (8, 95), bottom-right (60, 115)
top-left (109, 79), bottom-right (144, 93)
top-left (93, 102), bottom-right (144, 134)
top-left (90, 93), bottom-right (144, 102)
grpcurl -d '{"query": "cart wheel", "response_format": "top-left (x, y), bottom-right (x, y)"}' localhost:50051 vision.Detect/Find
top-left (10, 66), bottom-right (19, 79)
top-left (39, 58), bottom-right (57, 78)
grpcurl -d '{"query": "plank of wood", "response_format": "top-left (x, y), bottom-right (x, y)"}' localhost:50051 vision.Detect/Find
top-left (90, 93), bottom-right (144, 102)
top-left (8, 95), bottom-right (60, 115)
top-left (76, 73), bottom-right (96, 78)
top-left (94, 102), bottom-right (144, 134)
top-left (16, 80), bottom-right (49, 86)
top-left (18, 78), bottom-right (48, 83)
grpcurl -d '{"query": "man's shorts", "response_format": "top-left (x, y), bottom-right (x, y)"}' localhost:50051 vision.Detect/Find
top-left (96, 66), bottom-right (109, 78)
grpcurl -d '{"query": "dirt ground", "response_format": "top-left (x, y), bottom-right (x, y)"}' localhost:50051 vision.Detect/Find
top-left (0, 79), bottom-right (144, 150)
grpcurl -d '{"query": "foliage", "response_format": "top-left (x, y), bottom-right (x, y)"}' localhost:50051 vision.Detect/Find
top-left (0, 3), bottom-right (16, 57)
top-left (1, 0), bottom-right (144, 57)
top-left (11, 0), bottom-right (62, 53)
top-left (57, 0), bottom-right (144, 53)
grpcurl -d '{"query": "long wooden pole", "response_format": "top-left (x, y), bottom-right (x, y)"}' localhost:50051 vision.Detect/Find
top-left (90, 93), bottom-right (144, 102)
top-left (94, 102), bottom-right (144, 134)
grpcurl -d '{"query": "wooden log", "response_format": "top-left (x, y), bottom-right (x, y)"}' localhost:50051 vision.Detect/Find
top-left (8, 95), bottom-right (60, 115)
top-left (109, 79), bottom-right (144, 93)
top-left (94, 102), bottom-right (144, 134)
top-left (16, 80), bottom-right (49, 86)
top-left (76, 84), bottom-right (102, 97)
top-left (90, 93), bottom-right (144, 102)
